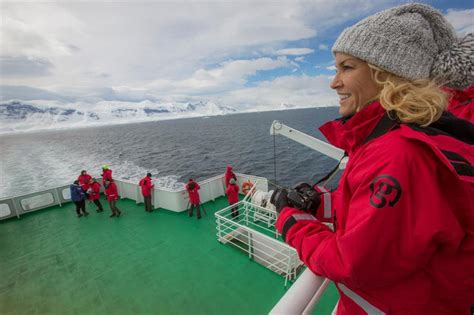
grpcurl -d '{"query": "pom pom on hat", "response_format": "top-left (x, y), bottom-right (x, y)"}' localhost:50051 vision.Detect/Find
top-left (431, 33), bottom-right (474, 89)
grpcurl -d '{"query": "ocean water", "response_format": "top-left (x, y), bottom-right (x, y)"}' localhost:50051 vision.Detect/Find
top-left (0, 107), bottom-right (341, 198)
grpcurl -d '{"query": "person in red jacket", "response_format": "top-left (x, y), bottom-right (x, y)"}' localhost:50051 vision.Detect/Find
top-left (78, 170), bottom-right (92, 192)
top-left (139, 173), bottom-right (154, 213)
top-left (271, 4), bottom-right (474, 315)
top-left (185, 178), bottom-right (201, 219)
top-left (101, 165), bottom-right (113, 185)
top-left (224, 165), bottom-right (236, 187)
top-left (104, 179), bottom-right (121, 218)
top-left (445, 85), bottom-right (474, 123)
top-left (87, 178), bottom-right (104, 212)
top-left (226, 178), bottom-right (240, 218)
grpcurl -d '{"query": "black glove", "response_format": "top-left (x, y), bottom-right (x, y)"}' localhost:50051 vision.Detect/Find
top-left (270, 188), bottom-right (289, 214)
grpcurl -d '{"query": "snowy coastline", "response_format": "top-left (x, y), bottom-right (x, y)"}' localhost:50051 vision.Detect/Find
top-left (0, 99), bottom-right (336, 135)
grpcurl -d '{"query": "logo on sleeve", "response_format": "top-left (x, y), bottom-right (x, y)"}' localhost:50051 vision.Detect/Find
top-left (369, 175), bottom-right (402, 209)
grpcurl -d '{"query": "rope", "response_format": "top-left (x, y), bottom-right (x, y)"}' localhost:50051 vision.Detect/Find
top-left (266, 179), bottom-right (285, 190)
top-left (273, 124), bottom-right (277, 190)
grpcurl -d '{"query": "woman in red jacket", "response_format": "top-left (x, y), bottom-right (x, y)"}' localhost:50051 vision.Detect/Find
top-left (226, 178), bottom-right (240, 218)
top-left (87, 178), bottom-right (104, 212)
top-left (272, 4), bottom-right (473, 315)
top-left (139, 173), bottom-right (154, 213)
top-left (445, 85), bottom-right (474, 123)
top-left (186, 178), bottom-right (201, 219)
top-left (101, 165), bottom-right (113, 185)
top-left (104, 179), bottom-right (121, 218)
top-left (224, 165), bottom-right (236, 187)
top-left (78, 170), bottom-right (92, 192)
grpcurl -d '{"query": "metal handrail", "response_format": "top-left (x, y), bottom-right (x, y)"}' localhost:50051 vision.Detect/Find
top-left (215, 200), bottom-right (303, 287)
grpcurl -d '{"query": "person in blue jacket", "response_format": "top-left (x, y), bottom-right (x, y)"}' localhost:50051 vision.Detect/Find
top-left (70, 180), bottom-right (89, 218)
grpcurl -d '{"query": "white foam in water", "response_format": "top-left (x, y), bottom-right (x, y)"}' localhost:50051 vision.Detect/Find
top-left (111, 161), bottom-right (185, 190)
top-left (0, 152), bottom-right (185, 197)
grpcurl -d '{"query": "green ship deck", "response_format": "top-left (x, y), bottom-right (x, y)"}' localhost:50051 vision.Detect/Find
top-left (1, 197), bottom-right (338, 314)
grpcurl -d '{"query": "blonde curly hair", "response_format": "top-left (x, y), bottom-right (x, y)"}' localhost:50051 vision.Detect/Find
top-left (368, 64), bottom-right (449, 127)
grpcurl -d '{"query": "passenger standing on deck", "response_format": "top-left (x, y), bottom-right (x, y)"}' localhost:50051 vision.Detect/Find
top-left (186, 178), bottom-right (201, 219)
top-left (78, 170), bottom-right (92, 193)
top-left (104, 179), bottom-right (121, 218)
top-left (101, 165), bottom-right (113, 186)
top-left (70, 180), bottom-right (89, 218)
top-left (271, 4), bottom-right (474, 315)
top-left (224, 165), bottom-right (237, 187)
top-left (226, 178), bottom-right (239, 218)
top-left (446, 85), bottom-right (474, 122)
top-left (88, 178), bottom-right (104, 213)
top-left (139, 173), bottom-right (154, 213)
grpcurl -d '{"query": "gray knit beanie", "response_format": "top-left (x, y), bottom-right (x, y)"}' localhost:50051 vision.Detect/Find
top-left (332, 3), bottom-right (473, 89)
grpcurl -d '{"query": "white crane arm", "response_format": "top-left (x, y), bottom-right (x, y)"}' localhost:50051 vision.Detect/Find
top-left (270, 120), bottom-right (348, 169)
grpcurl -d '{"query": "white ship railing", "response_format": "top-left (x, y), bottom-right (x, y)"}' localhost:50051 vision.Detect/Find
top-left (0, 172), bottom-right (267, 221)
top-left (215, 200), bottom-right (303, 287)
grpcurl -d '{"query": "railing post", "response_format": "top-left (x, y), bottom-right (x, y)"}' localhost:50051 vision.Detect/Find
top-left (248, 228), bottom-right (253, 260)
top-left (12, 197), bottom-right (21, 219)
top-left (217, 217), bottom-right (223, 243)
top-left (54, 188), bottom-right (62, 207)
top-left (209, 181), bottom-right (215, 201)
top-left (136, 185), bottom-right (140, 204)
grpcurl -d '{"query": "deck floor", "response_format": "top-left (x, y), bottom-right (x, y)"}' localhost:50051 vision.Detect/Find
top-left (1, 196), bottom-right (338, 315)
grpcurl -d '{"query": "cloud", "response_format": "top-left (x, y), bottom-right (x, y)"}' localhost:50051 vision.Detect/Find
top-left (0, 56), bottom-right (53, 77)
top-left (218, 75), bottom-right (337, 109)
top-left (1, 2), bottom-right (318, 89)
top-left (146, 57), bottom-right (290, 94)
top-left (1, 0), bottom-right (468, 113)
top-left (0, 85), bottom-right (69, 102)
top-left (326, 65), bottom-right (336, 71)
top-left (1, 4), bottom-right (84, 59)
top-left (444, 9), bottom-right (474, 35)
top-left (275, 48), bottom-right (314, 56)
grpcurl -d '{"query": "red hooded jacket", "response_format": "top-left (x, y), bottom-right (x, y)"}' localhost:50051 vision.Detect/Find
top-left (104, 181), bottom-right (119, 202)
top-left (78, 174), bottom-right (92, 191)
top-left (139, 176), bottom-right (154, 197)
top-left (186, 181), bottom-right (201, 205)
top-left (225, 166), bottom-right (236, 187)
top-left (445, 85), bottom-right (474, 123)
top-left (226, 184), bottom-right (239, 205)
top-left (88, 182), bottom-right (101, 201)
top-left (276, 102), bottom-right (474, 315)
top-left (102, 169), bottom-right (113, 185)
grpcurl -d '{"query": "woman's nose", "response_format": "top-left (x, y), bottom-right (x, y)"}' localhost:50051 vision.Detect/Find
top-left (330, 73), bottom-right (342, 89)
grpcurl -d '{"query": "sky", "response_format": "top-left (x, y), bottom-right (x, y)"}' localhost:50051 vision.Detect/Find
top-left (1, 0), bottom-right (473, 110)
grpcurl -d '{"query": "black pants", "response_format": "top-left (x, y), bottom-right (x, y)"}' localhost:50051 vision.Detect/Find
top-left (144, 196), bottom-right (153, 212)
top-left (189, 204), bottom-right (201, 218)
top-left (93, 199), bottom-right (103, 211)
top-left (74, 200), bottom-right (86, 215)
top-left (109, 200), bottom-right (121, 215)
top-left (231, 204), bottom-right (239, 218)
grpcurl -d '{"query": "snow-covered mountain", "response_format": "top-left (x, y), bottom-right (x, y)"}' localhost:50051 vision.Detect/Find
top-left (0, 100), bottom-right (237, 134)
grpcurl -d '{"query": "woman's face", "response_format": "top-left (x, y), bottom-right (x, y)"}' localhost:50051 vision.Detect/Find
top-left (330, 53), bottom-right (380, 117)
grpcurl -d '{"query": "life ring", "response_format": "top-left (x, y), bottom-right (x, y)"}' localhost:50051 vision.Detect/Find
top-left (242, 180), bottom-right (254, 195)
